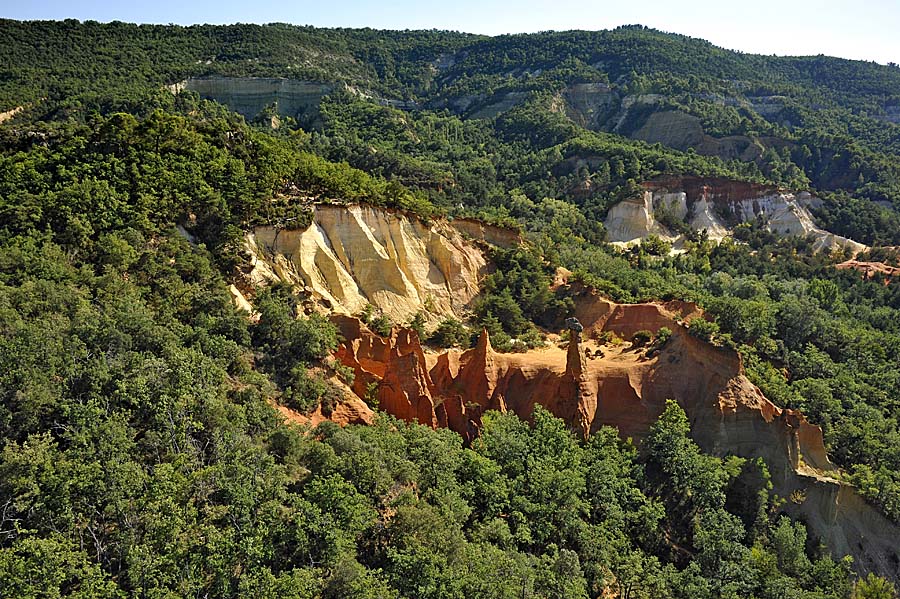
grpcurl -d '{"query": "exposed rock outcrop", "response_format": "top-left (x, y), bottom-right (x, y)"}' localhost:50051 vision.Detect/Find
top-left (275, 391), bottom-right (374, 429)
top-left (273, 365), bottom-right (375, 428)
top-left (328, 288), bottom-right (900, 579)
top-left (562, 83), bottom-right (616, 129)
top-left (467, 91), bottom-right (529, 119)
top-left (836, 259), bottom-right (900, 282)
top-left (174, 77), bottom-right (334, 119)
top-left (330, 290), bottom-right (829, 455)
top-left (171, 76), bottom-right (419, 120)
top-left (448, 217), bottom-right (522, 248)
top-left (245, 204), bottom-right (490, 326)
top-left (228, 284), bottom-right (257, 317)
top-left (604, 176), bottom-right (866, 253)
top-left (632, 110), bottom-right (778, 162)
top-left (0, 105), bottom-right (24, 123)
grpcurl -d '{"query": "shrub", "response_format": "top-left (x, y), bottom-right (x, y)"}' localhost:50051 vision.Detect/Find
top-left (282, 366), bottom-right (328, 414)
top-left (641, 234), bottom-right (672, 256)
top-left (430, 317), bottom-right (470, 348)
top-left (408, 311), bottom-right (427, 340)
top-left (359, 303), bottom-right (375, 324)
top-left (632, 329), bottom-right (653, 346)
top-left (369, 314), bottom-right (393, 337)
top-left (655, 326), bottom-right (673, 346)
top-left (596, 330), bottom-right (624, 346)
top-left (688, 318), bottom-right (720, 343)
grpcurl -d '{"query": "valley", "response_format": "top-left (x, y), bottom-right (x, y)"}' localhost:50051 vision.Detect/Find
top-left (3, 19), bottom-right (900, 598)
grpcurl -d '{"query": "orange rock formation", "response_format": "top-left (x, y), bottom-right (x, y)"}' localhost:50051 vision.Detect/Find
top-left (836, 259), bottom-right (900, 282)
top-left (328, 287), bottom-right (900, 577)
top-left (330, 290), bottom-right (827, 468)
top-left (275, 391), bottom-right (374, 429)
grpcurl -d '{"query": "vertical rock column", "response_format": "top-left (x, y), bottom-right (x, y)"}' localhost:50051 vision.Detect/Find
top-left (565, 330), bottom-right (598, 437)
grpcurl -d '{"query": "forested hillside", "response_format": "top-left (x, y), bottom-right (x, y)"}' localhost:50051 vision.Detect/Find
top-left (2, 19), bottom-right (900, 597)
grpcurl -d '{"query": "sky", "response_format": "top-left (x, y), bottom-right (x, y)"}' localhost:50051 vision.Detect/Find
top-left (4, 0), bottom-right (899, 65)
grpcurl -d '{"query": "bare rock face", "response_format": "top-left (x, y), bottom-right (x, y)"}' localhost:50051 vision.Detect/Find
top-left (274, 379), bottom-right (375, 429)
top-left (329, 290), bottom-right (823, 455)
top-left (467, 91), bottom-right (529, 119)
top-left (604, 176), bottom-right (866, 253)
top-left (177, 77), bottom-right (334, 119)
top-left (332, 315), bottom-right (440, 427)
top-left (246, 204), bottom-right (490, 327)
top-left (562, 82), bottom-right (616, 129)
top-left (328, 289), bottom-right (900, 579)
top-left (0, 105), bottom-right (24, 123)
top-left (836, 259), bottom-right (900, 282)
top-left (603, 190), bottom-right (675, 243)
top-left (632, 110), bottom-right (774, 162)
top-left (448, 218), bottom-right (523, 248)
top-left (228, 284), bottom-right (255, 316)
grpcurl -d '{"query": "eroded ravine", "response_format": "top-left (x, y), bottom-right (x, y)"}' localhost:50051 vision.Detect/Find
top-left (329, 288), bottom-right (900, 578)
top-left (240, 203), bottom-right (900, 579)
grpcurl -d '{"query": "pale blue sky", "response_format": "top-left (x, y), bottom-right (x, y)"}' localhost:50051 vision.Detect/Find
top-left (4, 0), bottom-right (898, 64)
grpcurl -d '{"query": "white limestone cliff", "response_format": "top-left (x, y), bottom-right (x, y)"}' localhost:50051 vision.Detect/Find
top-left (605, 182), bottom-right (865, 253)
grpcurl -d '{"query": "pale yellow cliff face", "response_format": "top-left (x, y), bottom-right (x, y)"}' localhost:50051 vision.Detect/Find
top-left (0, 105), bottom-right (23, 123)
top-left (246, 205), bottom-right (488, 326)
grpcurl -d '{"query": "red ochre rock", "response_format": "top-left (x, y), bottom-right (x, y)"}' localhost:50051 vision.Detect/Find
top-left (324, 292), bottom-right (900, 579)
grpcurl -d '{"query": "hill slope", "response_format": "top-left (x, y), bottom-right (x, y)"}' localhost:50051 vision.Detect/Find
top-left (3, 20), bottom-right (900, 596)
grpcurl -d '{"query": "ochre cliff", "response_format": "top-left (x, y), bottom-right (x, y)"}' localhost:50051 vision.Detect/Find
top-left (329, 287), bottom-right (827, 460)
top-left (836, 259), bottom-right (900, 282)
top-left (326, 285), bottom-right (900, 578)
top-left (448, 217), bottom-right (523, 248)
top-left (239, 204), bottom-right (896, 577)
top-left (604, 176), bottom-right (866, 253)
top-left (244, 204), bottom-right (489, 326)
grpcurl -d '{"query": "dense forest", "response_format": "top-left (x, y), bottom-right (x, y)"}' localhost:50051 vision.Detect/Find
top-left (2, 19), bottom-right (900, 597)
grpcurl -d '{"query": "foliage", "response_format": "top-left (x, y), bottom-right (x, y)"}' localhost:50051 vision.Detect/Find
top-left (407, 311), bottom-right (427, 340)
top-left (655, 326), bottom-right (673, 347)
top-left (688, 318), bottom-right (721, 343)
top-left (369, 314), bottom-right (393, 337)
top-left (851, 573), bottom-right (897, 599)
top-left (631, 329), bottom-right (653, 346)
top-left (3, 18), bottom-right (900, 596)
top-left (472, 246), bottom-right (573, 350)
top-left (429, 317), bottom-right (471, 349)
top-left (641, 235), bottom-right (672, 256)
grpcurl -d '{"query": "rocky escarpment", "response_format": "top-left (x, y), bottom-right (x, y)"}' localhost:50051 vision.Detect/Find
top-left (557, 90), bottom-right (796, 162)
top-left (244, 204), bottom-right (490, 326)
top-left (561, 82), bottom-right (617, 129)
top-left (631, 110), bottom-right (779, 161)
top-left (604, 176), bottom-right (866, 253)
top-left (171, 77), bottom-right (334, 120)
top-left (836, 259), bottom-right (900, 282)
top-left (328, 286), bottom-right (900, 579)
top-left (170, 77), bottom-right (419, 121)
top-left (447, 217), bottom-right (522, 248)
top-left (331, 288), bottom-right (826, 458)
